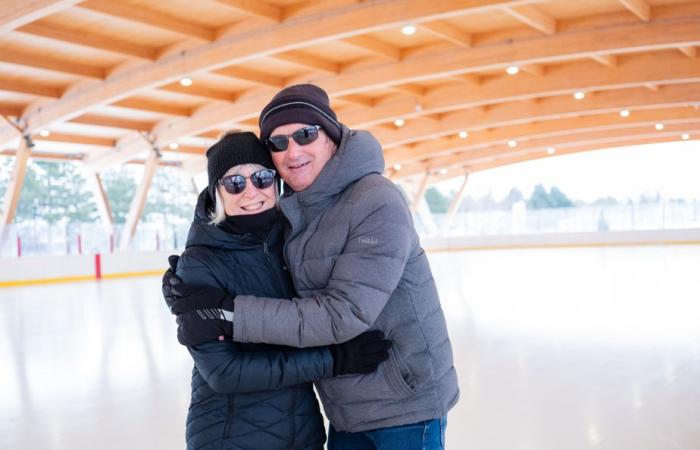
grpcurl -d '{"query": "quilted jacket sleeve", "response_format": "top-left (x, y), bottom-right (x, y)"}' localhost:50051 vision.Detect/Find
top-left (189, 342), bottom-right (333, 394)
top-left (233, 180), bottom-right (414, 347)
top-left (176, 249), bottom-right (334, 394)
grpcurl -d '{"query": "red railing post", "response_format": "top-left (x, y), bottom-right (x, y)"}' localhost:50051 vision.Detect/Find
top-left (95, 253), bottom-right (102, 280)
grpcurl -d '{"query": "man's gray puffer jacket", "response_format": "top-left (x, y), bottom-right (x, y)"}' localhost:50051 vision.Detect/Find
top-left (232, 126), bottom-right (460, 432)
top-left (177, 191), bottom-right (332, 449)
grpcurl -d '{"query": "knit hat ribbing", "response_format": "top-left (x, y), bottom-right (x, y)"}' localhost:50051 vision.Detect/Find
top-left (259, 84), bottom-right (342, 145)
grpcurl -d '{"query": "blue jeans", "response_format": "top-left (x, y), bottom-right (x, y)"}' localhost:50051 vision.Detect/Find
top-left (328, 417), bottom-right (447, 450)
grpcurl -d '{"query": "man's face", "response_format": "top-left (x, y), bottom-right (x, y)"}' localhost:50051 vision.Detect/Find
top-left (269, 122), bottom-right (336, 192)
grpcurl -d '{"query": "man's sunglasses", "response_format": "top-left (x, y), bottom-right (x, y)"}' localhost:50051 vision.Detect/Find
top-left (266, 125), bottom-right (321, 152)
top-left (218, 169), bottom-right (276, 195)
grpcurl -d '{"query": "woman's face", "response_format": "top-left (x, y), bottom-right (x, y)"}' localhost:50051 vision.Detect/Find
top-left (218, 164), bottom-right (276, 216)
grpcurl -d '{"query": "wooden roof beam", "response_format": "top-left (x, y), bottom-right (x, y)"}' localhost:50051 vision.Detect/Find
top-left (78, 0), bottom-right (215, 41)
top-left (678, 46), bottom-right (697, 59)
top-left (419, 20), bottom-right (472, 47)
top-left (211, 0), bottom-right (282, 22)
top-left (111, 98), bottom-right (192, 117)
top-left (0, 48), bottom-right (105, 78)
top-left (0, 78), bottom-right (62, 98)
top-left (33, 132), bottom-right (115, 147)
top-left (159, 83), bottom-right (238, 102)
top-left (274, 51), bottom-right (341, 74)
top-left (9, 0), bottom-right (539, 147)
top-left (341, 52), bottom-right (700, 130)
top-left (395, 122), bottom-right (700, 179)
top-left (591, 54), bottom-right (618, 67)
top-left (85, 11), bottom-right (700, 169)
top-left (343, 36), bottom-right (401, 60)
top-left (0, 0), bottom-right (81, 34)
top-left (17, 23), bottom-right (157, 60)
top-left (214, 67), bottom-right (285, 88)
top-left (501, 5), bottom-right (556, 35)
top-left (70, 114), bottom-right (154, 132)
top-left (385, 106), bottom-right (700, 165)
top-left (618, 0), bottom-right (651, 22)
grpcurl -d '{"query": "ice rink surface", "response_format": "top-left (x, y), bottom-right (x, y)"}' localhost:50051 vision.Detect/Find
top-left (2, 244), bottom-right (699, 449)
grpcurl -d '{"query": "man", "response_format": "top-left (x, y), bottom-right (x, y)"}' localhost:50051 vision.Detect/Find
top-left (165, 84), bottom-right (459, 449)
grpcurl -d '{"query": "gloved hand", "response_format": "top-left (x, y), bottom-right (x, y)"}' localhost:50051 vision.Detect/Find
top-left (329, 330), bottom-right (392, 376)
top-left (162, 254), bottom-right (236, 346)
top-left (176, 307), bottom-right (233, 346)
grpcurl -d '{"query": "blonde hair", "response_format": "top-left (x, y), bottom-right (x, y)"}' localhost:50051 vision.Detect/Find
top-left (209, 188), bottom-right (226, 225)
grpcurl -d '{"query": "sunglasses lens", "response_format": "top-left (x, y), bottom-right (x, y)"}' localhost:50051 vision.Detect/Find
top-left (292, 126), bottom-right (319, 146)
top-left (221, 175), bottom-right (246, 194)
top-left (267, 136), bottom-right (288, 152)
top-left (267, 126), bottom-right (320, 152)
top-left (251, 169), bottom-right (276, 189)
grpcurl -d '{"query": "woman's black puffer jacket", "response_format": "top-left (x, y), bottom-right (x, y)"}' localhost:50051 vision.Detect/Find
top-left (176, 191), bottom-right (332, 450)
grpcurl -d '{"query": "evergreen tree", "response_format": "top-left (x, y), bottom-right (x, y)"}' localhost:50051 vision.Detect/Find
top-left (501, 187), bottom-right (525, 209)
top-left (527, 184), bottom-right (551, 209)
top-left (425, 187), bottom-right (450, 213)
top-left (102, 166), bottom-right (137, 224)
top-left (548, 186), bottom-right (573, 208)
top-left (143, 167), bottom-right (197, 224)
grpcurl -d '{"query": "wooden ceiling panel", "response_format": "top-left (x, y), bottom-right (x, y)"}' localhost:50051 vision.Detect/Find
top-left (0, 0), bottom-right (695, 183)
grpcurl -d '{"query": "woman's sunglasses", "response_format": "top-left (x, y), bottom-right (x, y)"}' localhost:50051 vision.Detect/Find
top-left (218, 169), bottom-right (276, 195)
top-left (266, 125), bottom-right (321, 152)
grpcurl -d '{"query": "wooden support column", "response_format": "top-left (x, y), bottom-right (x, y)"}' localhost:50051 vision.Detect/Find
top-left (83, 167), bottom-right (114, 235)
top-left (0, 138), bottom-right (30, 246)
top-left (410, 173), bottom-right (432, 213)
top-left (447, 174), bottom-right (469, 218)
top-left (119, 150), bottom-right (159, 251)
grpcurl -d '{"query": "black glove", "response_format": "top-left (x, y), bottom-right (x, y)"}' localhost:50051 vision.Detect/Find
top-left (176, 308), bottom-right (233, 346)
top-left (162, 254), bottom-right (236, 346)
top-left (329, 330), bottom-right (392, 376)
top-left (162, 255), bottom-right (182, 313)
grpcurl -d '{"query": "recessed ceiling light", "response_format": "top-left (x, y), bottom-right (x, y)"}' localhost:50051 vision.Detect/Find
top-left (681, 133), bottom-right (690, 140)
top-left (38, 129), bottom-right (50, 137)
top-left (508, 140), bottom-right (517, 148)
top-left (180, 77), bottom-right (193, 87)
top-left (458, 131), bottom-right (468, 139)
top-left (168, 142), bottom-right (179, 150)
top-left (393, 163), bottom-right (402, 171)
top-left (439, 168), bottom-right (448, 175)
top-left (506, 65), bottom-right (519, 75)
top-left (655, 123), bottom-right (664, 130)
top-left (573, 91), bottom-right (585, 100)
top-left (394, 118), bottom-right (405, 127)
top-left (401, 24), bottom-right (416, 36)
top-left (620, 109), bottom-right (630, 117)
top-left (547, 147), bottom-right (556, 155)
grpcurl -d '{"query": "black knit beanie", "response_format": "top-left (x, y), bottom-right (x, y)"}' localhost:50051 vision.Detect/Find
top-left (206, 131), bottom-right (274, 201)
top-left (259, 84), bottom-right (342, 145)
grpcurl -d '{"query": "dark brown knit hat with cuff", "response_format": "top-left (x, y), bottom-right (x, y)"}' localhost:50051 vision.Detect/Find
top-left (259, 84), bottom-right (342, 146)
top-left (206, 131), bottom-right (274, 201)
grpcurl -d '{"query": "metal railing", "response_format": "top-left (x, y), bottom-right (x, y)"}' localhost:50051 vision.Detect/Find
top-left (1, 200), bottom-right (699, 257)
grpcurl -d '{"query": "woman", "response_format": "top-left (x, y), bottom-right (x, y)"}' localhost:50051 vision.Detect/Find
top-left (172, 131), bottom-right (390, 450)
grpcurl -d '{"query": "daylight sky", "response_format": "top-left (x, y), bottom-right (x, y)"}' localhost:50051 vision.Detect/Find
top-left (437, 140), bottom-right (700, 202)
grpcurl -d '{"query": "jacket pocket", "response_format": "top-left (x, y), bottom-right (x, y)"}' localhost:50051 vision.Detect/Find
top-left (319, 348), bottom-right (416, 405)
top-left (384, 348), bottom-right (417, 398)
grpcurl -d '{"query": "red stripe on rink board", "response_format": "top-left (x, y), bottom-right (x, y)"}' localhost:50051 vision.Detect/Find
top-left (95, 253), bottom-right (102, 280)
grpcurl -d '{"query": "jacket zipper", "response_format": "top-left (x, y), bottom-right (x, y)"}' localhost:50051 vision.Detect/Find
top-left (223, 395), bottom-right (235, 438)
